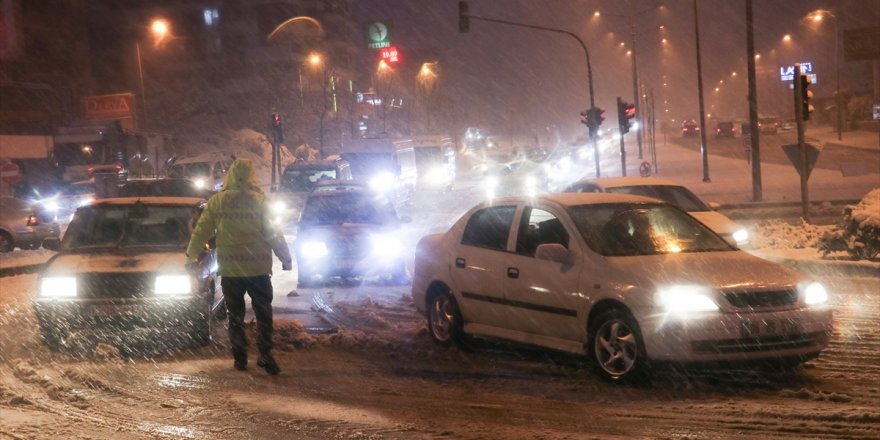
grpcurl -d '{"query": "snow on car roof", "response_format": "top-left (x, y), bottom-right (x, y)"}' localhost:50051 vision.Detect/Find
top-left (88, 197), bottom-right (205, 206)
top-left (578, 176), bottom-right (683, 188)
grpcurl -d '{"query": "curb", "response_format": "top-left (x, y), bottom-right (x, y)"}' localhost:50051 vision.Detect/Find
top-left (0, 263), bottom-right (46, 278)
top-left (719, 200), bottom-right (859, 211)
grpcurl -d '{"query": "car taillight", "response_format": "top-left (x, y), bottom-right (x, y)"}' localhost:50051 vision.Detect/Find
top-left (27, 214), bottom-right (39, 226)
top-left (696, 127), bottom-right (701, 131)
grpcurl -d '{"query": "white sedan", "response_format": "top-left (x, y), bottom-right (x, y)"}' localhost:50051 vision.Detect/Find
top-left (412, 193), bottom-right (833, 381)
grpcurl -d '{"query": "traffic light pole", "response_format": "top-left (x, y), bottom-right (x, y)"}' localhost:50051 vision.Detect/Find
top-left (693, 0), bottom-right (711, 182)
top-left (794, 63), bottom-right (810, 222)
top-left (458, 9), bottom-right (600, 177)
top-left (745, 0), bottom-right (762, 201)
top-left (617, 97), bottom-right (627, 176)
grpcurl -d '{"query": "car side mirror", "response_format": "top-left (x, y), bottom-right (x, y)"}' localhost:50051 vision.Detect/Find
top-left (42, 237), bottom-right (61, 252)
top-left (723, 236), bottom-right (739, 249)
top-left (708, 201), bottom-right (721, 210)
top-left (535, 243), bottom-right (570, 264)
top-left (400, 216), bottom-right (412, 223)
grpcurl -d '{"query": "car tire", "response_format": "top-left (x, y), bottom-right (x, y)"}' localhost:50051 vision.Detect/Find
top-left (427, 292), bottom-right (469, 348)
top-left (588, 309), bottom-right (647, 382)
top-left (0, 232), bottom-right (14, 253)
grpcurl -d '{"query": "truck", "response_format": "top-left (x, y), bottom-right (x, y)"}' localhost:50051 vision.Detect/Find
top-left (411, 134), bottom-right (455, 192)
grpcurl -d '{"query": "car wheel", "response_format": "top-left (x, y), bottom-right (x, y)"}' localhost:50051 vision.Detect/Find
top-left (0, 232), bottom-right (13, 253)
top-left (589, 309), bottom-right (647, 382)
top-left (427, 292), bottom-right (468, 348)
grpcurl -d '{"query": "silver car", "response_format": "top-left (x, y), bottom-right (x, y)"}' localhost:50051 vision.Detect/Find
top-left (0, 197), bottom-right (61, 252)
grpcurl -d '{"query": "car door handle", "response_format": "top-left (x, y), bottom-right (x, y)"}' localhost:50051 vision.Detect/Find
top-left (455, 258), bottom-right (466, 268)
top-left (507, 267), bottom-right (519, 279)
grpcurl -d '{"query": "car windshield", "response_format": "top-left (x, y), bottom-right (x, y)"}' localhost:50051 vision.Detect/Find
top-left (414, 147), bottom-right (443, 167)
top-left (605, 185), bottom-right (710, 212)
top-left (300, 193), bottom-right (397, 226)
top-left (169, 162), bottom-right (210, 178)
top-left (567, 203), bottom-right (732, 256)
top-left (281, 168), bottom-right (337, 192)
top-left (341, 152), bottom-right (393, 180)
top-left (62, 204), bottom-right (197, 250)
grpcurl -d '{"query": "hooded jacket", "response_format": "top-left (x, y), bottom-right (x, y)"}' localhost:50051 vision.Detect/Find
top-left (186, 159), bottom-right (291, 277)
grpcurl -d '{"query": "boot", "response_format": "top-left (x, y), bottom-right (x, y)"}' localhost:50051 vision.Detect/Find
top-left (257, 353), bottom-right (280, 375)
top-left (233, 351), bottom-right (247, 371)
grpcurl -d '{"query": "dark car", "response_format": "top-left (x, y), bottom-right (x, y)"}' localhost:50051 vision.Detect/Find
top-left (294, 189), bottom-right (410, 287)
top-left (119, 178), bottom-right (214, 199)
top-left (682, 120), bottom-right (700, 137)
top-left (33, 197), bottom-right (223, 349)
top-left (0, 197), bottom-right (61, 252)
top-left (714, 122), bottom-right (736, 138)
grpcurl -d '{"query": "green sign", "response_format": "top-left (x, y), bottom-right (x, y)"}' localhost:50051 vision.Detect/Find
top-left (366, 22), bottom-right (391, 50)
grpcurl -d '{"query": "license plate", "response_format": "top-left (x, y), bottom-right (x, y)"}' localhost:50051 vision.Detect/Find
top-left (740, 319), bottom-right (802, 338)
top-left (90, 305), bottom-right (139, 317)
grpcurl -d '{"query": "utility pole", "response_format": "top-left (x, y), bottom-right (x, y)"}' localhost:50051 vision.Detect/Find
top-left (794, 64), bottom-right (810, 222)
top-left (629, 10), bottom-right (643, 160)
top-left (746, 0), bottom-right (762, 201)
top-left (693, 0), bottom-right (710, 182)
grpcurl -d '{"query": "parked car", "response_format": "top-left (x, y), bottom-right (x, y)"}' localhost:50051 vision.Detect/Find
top-left (33, 197), bottom-right (223, 349)
top-left (714, 121), bottom-right (736, 138)
top-left (270, 157), bottom-right (352, 227)
top-left (295, 188), bottom-right (411, 287)
top-left (563, 177), bottom-right (750, 246)
top-left (780, 120), bottom-right (796, 131)
top-left (412, 194), bottom-right (834, 381)
top-left (119, 178), bottom-right (214, 199)
top-left (681, 120), bottom-right (700, 137)
top-left (0, 197), bottom-right (61, 252)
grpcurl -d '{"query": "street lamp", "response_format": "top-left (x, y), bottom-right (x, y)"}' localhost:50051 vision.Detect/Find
top-left (307, 51), bottom-right (330, 155)
top-left (136, 17), bottom-right (172, 130)
top-left (805, 9), bottom-right (842, 140)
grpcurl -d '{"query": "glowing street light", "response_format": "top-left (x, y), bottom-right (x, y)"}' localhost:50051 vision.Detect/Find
top-left (804, 9), bottom-right (842, 140)
top-left (308, 52), bottom-right (323, 67)
top-left (782, 34), bottom-right (792, 42)
top-left (593, 11), bottom-right (601, 17)
top-left (151, 19), bottom-right (170, 42)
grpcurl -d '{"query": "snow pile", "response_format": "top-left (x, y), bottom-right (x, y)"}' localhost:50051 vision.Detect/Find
top-left (780, 387), bottom-right (854, 403)
top-left (818, 188), bottom-right (880, 260)
top-left (750, 219), bottom-right (833, 250)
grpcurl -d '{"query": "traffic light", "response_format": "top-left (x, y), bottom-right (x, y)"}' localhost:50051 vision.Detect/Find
top-left (590, 107), bottom-right (606, 129)
top-left (799, 73), bottom-right (814, 121)
top-left (270, 112), bottom-right (284, 143)
top-left (458, 2), bottom-right (470, 33)
top-left (617, 97), bottom-right (636, 134)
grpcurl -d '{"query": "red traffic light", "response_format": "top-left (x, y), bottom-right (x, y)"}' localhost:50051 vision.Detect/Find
top-left (271, 113), bottom-right (282, 127)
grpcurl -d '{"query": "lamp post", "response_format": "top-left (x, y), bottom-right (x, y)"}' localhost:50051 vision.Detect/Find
top-left (307, 52), bottom-right (331, 157)
top-left (417, 62), bottom-right (439, 132)
top-left (806, 10), bottom-right (842, 141)
top-left (135, 18), bottom-right (170, 130)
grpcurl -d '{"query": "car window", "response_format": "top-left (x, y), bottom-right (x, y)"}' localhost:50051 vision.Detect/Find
top-left (567, 203), bottom-right (731, 257)
top-left (516, 207), bottom-right (569, 256)
top-left (567, 183), bottom-right (600, 193)
top-left (300, 193), bottom-right (396, 225)
top-left (605, 185), bottom-right (710, 212)
top-left (461, 205), bottom-right (516, 251)
top-left (63, 204), bottom-right (197, 250)
top-left (282, 169), bottom-right (338, 192)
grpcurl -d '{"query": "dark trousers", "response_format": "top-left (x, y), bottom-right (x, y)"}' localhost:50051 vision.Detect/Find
top-left (221, 275), bottom-right (274, 358)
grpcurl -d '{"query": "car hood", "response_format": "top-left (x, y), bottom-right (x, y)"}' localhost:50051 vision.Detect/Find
top-left (45, 252), bottom-right (186, 274)
top-left (689, 211), bottom-right (741, 236)
top-left (298, 223), bottom-right (392, 238)
top-left (607, 251), bottom-right (803, 292)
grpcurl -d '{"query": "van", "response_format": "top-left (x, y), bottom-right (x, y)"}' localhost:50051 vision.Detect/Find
top-left (167, 154), bottom-right (232, 192)
top-left (339, 137), bottom-right (416, 206)
top-left (411, 135), bottom-right (455, 192)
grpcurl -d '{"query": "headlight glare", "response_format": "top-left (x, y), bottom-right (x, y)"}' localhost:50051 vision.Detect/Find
top-left (41, 277), bottom-right (77, 298)
top-left (371, 234), bottom-right (402, 258)
top-left (155, 274), bottom-right (192, 295)
top-left (656, 285), bottom-right (718, 313)
top-left (271, 200), bottom-right (286, 214)
top-left (368, 172), bottom-right (395, 192)
top-left (302, 241), bottom-right (329, 256)
top-left (732, 229), bottom-right (749, 244)
top-left (803, 282), bottom-right (828, 306)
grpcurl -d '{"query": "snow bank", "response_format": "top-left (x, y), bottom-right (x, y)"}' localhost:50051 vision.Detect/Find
top-left (750, 219), bottom-right (834, 250)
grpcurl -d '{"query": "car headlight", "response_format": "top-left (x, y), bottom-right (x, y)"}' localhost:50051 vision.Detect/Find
top-left (155, 274), bottom-right (192, 295)
top-left (732, 228), bottom-right (749, 244)
top-left (43, 199), bottom-right (59, 212)
top-left (371, 234), bottom-right (402, 258)
top-left (40, 276), bottom-right (77, 298)
top-left (802, 282), bottom-right (828, 306)
top-left (193, 178), bottom-right (206, 189)
top-left (656, 285), bottom-right (719, 314)
top-left (426, 167), bottom-right (448, 185)
top-left (368, 172), bottom-right (395, 193)
top-left (301, 241), bottom-right (329, 257)
top-left (271, 200), bottom-right (286, 214)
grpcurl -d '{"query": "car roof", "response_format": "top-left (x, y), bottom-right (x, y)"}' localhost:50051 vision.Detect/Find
top-left (490, 193), bottom-right (663, 208)
top-left (285, 159), bottom-right (342, 169)
top-left (573, 176), bottom-right (684, 189)
top-left (88, 197), bottom-right (205, 206)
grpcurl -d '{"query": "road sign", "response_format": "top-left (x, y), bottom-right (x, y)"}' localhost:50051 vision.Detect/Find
top-left (0, 161), bottom-right (21, 184)
top-left (781, 143), bottom-right (822, 180)
top-left (639, 161), bottom-right (652, 177)
top-left (366, 22), bottom-right (391, 50)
